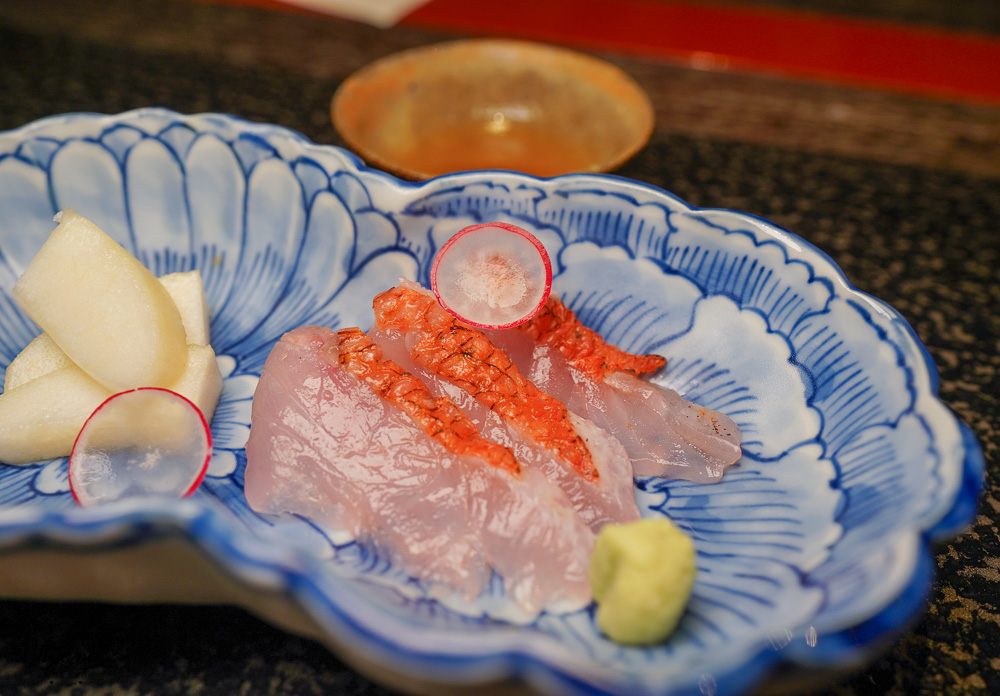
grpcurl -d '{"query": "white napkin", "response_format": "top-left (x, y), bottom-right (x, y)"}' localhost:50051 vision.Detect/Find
top-left (277, 0), bottom-right (433, 27)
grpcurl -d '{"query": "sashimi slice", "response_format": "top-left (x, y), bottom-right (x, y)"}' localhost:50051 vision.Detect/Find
top-left (488, 296), bottom-right (742, 481)
top-left (371, 281), bottom-right (639, 529)
top-left (518, 295), bottom-right (667, 381)
top-left (244, 325), bottom-right (594, 612)
top-left (375, 283), bottom-right (594, 479)
top-left (336, 327), bottom-right (519, 475)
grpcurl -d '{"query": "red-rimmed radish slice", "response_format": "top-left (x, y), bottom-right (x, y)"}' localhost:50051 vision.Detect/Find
top-left (431, 222), bottom-right (552, 329)
top-left (68, 387), bottom-right (212, 507)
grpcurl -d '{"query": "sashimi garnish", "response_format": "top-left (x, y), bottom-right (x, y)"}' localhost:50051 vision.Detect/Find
top-left (373, 284), bottom-right (599, 482)
top-left (430, 222), bottom-right (552, 330)
top-left (335, 327), bottom-right (520, 475)
top-left (518, 295), bottom-right (666, 381)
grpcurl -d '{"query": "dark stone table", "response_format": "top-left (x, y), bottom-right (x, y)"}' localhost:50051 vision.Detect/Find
top-left (0, 1), bottom-right (997, 694)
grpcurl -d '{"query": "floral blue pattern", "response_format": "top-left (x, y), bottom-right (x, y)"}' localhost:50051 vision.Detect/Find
top-left (0, 109), bottom-right (984, 696)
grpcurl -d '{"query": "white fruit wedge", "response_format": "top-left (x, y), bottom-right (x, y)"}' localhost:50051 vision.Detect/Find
top-left (12, 209), bottom-right (188, 392)
top-left (0, 366), bottom-right (111, 464)
top-left (3, 333), bottom-right (71, 391)
top-left (168, 344), bottom-right (223, 424)
top-left (6, 269), bottom-right (214, 389)
top-left (0, 344), bottom-right (222, 465)
top-left (158, 270), bottom-right (212, 347)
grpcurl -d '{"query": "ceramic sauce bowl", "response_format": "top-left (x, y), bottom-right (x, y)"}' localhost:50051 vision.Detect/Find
top-left (332, 39), bottom-right (654, 179)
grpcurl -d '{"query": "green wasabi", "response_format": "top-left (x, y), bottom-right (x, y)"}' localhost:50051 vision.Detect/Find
top-left (590, 517), bottom-right (696, 645)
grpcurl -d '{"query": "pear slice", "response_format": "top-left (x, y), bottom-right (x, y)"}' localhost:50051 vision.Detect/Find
top-left (168, 343), bottom-right (223, 424)
top-left (0, 344), bottom-right (222, 465)
top-left (12, 209), bottom-right (187, 392)
top-left (158, 270), bottom-right (212, 347)
top-left (0, 365), bottom-right (110, 465)
top-left (6, 269), bottom-right (212, 390)
top-left (3, 333), bottom-right (71, 391)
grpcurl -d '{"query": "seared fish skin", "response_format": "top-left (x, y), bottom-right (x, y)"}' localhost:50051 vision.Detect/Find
top-left (336, 327), bottom-right (519, 475)
top-left (374, 284), bottom-right (597, 481)
top-left (517, 296), bottom-right (667, 381)
top-left (372, 281), bottom-right (640, 531)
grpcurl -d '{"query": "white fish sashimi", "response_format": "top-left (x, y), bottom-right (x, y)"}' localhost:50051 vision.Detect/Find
top-left (486, 299), bottom-right (742, 482)
top-left (244, 325), bottom-right (594, 613)
top-left (371, 323), bottom-right (639, 530)
top-left (603, 372), bottom-right (742, 479)
top-left (371, 281), bottom-right (640, 530)
top-left (245, 326), bottom-right (483, 595)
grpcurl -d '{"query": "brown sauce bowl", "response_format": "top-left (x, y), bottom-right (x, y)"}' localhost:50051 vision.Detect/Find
top-left (332, 39), bottom-right (654, 180)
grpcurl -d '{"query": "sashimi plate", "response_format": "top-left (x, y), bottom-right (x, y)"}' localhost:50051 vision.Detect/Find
top-left (0, 109), bottom-right (983, 696)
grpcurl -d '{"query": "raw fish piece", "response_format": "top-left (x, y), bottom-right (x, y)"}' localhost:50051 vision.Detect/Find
top-left (337, 327), bottom-right (519, 475)
top-left (517, 295), bottom-right (666, 381)
top-left (488, 297), bottom-right (742, 481)
top-left (374, 284), bottom-right (594, 479)
top-left (371, 281), bottom-right (639, 529)
top-left (244, 325), bottom-right (594, 612)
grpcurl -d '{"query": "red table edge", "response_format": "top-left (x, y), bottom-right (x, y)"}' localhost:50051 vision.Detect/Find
top-left (202, 0), bottom-right (1000, 106)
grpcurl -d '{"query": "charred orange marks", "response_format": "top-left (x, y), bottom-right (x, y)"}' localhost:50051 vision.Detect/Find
top-left (374, 286), bottom-right (598, 482)
top-left (518, 296), bottom-right (666, 381)
top-left (335, 327), bottom-right (520, 475)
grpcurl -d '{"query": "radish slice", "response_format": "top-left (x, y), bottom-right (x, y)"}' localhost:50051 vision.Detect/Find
top-left (68, 387), bottom-right (212, 507)
top-left (431, 222), bottom-right (552, 329)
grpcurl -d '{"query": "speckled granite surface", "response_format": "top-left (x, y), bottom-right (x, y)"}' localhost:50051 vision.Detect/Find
top-left (0, 1), bottom-right (997, 694)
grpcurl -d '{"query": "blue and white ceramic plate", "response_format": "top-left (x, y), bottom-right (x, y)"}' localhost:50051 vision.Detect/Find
top-left (0, 109), bottom-right (983, 696)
